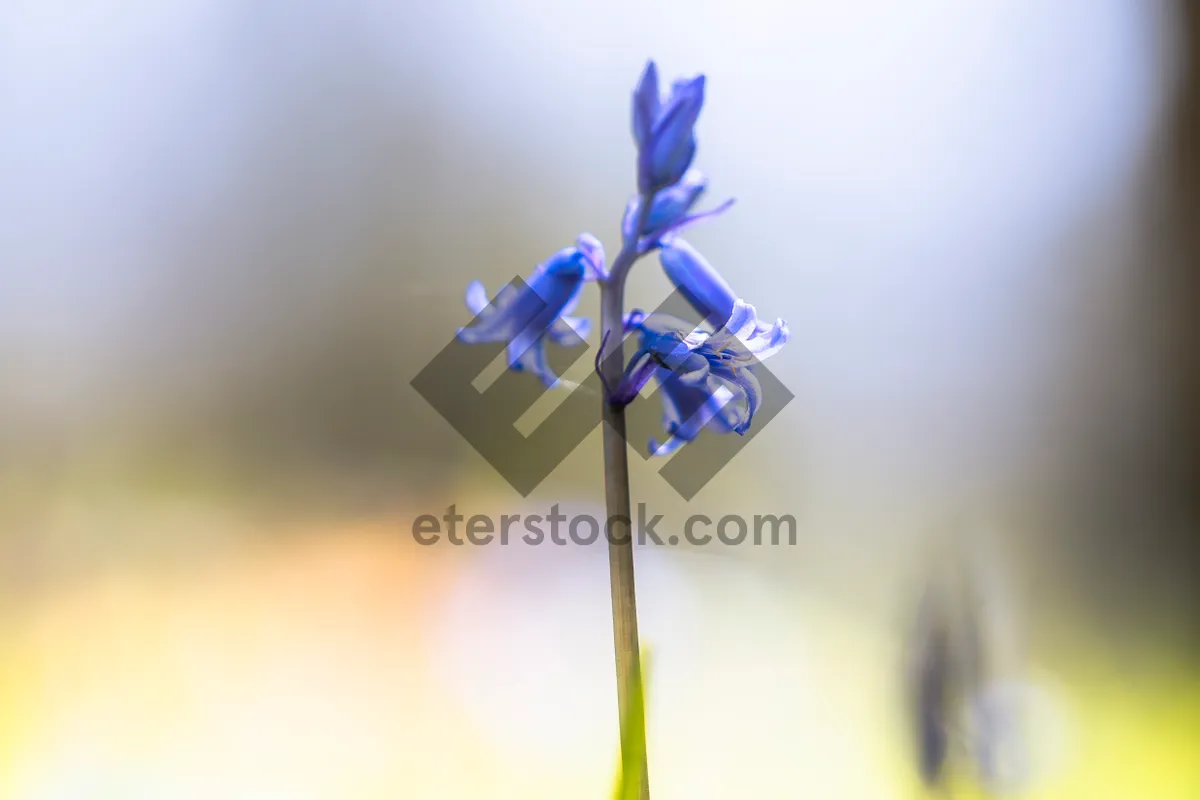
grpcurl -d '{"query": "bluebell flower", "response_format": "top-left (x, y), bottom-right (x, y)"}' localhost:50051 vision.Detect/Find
top-left (458, 234), bottom-right (603, 386)
top-left (622, 168), bottom-right (734, 253)
top-left (632, 61), bottom-right (706, 195)
top-left (658, 237), bottom-right (741, 329)
top-left (646, 366), bottom-right (741, 456)
top-left (617, 271), bottom-right (788, 455)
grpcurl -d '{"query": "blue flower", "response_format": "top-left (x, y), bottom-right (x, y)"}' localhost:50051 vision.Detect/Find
top-left (622, 168), bottom-right (734, 253)
top-left (647, 367), bottom-right (742, 456)
top-left (619, 287), bottom-right (788, 455)
top-left (658, 237), bottom-right (741, 329)
top-left (632, 60), bottom-right (706, 195)
top-left (458, 235), bottom-right (602, 386)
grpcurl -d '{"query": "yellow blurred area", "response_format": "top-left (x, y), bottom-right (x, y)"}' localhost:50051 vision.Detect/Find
top-left (1, 502), bottom-right (1196, 799)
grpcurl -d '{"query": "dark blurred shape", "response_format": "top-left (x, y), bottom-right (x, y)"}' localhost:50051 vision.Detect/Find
top-left (905, 529), bottom-right (1030, 796)
top-left (1036, 1), bottom-right (1200, 650)
top-left (1153, 1), bottom-right (1200, 613)
top-left (908, 580), bottom-right (954, 786)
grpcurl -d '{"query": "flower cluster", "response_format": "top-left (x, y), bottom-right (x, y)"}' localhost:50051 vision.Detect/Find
top-left (456, 60), bottom-right (788, 454)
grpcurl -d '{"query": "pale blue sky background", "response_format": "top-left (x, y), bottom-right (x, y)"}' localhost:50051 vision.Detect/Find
top-left (0, 0), bottom-right (1179, 524)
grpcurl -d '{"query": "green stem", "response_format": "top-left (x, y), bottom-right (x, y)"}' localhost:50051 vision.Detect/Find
top-left (598, 197), bottom-right (653, 800)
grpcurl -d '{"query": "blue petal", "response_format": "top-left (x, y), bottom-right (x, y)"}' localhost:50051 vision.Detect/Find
top-left (652, 197), bottom-right (734, 247)
top-left (727, 367), bottom-right (762, 434)
top-left (550, 315), bottom-right (591, 343)
top-left (629, 313), bottom-right (713, 378)
top-left (633, 310), bottom-right (708, 339)
top-left (508, 337), bottom-right (556, 386)
top-left (558, 281), bottom-right (584, 318)
top-left (647, 75), bottom-right (704, 190)
top-left (575, 233), bottom-right (607, 280)
top-left (645, 169), bottom-right (707, 230)
top-left (745, 317), bottom-right (789, 361)
top-left (707, 299), bottom-right (790, 362)
top-left (529, 248), bottom-right (587, 315)
top-left (656, 75), bottom-right (704, 138)
top-left (632, 60), bottom-right (660, 149)
top-left (710, 388), bottom-right (743, 433)
top-left (456, 247), bottom-right (587, 387)
top-left (620, 196), bottom-right (641, 244)
top-left (659, 239), bottom-right (737, 328)
top-left (645, 333), bottom-right (694, 370)
top-left (646, 134), bottom-right (696, 195)
top-left (623, 309), bottom-right (647, 333)
top-left (458, 302), bottom-right (518, 343)
top-left (723, 300), bottom-right (758, 340)
top-left (647, 368), bottom-right (736, 456)
top-left (538, 246), bottom-right (588, 279)
top-left (610, 349), bottom-right (660, 407)
top-left (624, 170), bottom-right (719, 250)
top-left (464, 281), bottom-right (491, 315)
top-left (620, 199), bottom-right (644, 247)
top-left (459, 281), bottom-right (524, 340)
top-left (672, 353), bottom-right (711, 385)
top-left (648, 435), bottom-right (688, 458)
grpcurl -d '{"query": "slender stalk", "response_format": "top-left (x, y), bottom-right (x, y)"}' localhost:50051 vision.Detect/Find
top-left (599, 197), bottom-right (653, 800)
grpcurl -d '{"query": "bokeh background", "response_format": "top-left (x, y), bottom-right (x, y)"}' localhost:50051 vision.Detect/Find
top-left (2, 0), bottom-right (1199, 797)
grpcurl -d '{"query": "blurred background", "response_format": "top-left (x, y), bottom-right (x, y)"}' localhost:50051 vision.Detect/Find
top-left (2, 0), bottom-right (1199, 797)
